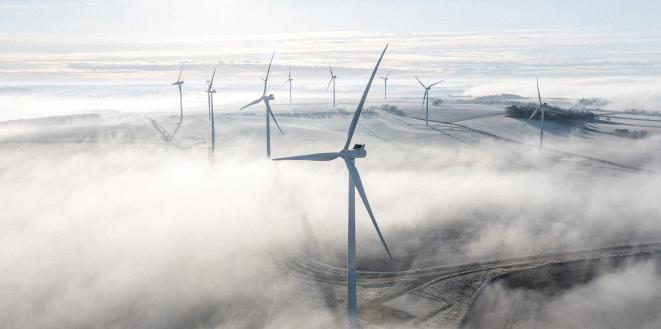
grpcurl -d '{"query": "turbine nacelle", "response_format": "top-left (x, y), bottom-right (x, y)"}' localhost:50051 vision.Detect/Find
top-left (340, 144), bottom-right (367, 159)
top-left (172, 81), bottom-right (184, 86)
top-left (207, 89), bottom-right (216, 94)
top-left (262, 94), bottom-right (275, 101)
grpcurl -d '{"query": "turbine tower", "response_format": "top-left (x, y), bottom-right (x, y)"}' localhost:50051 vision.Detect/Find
top-left (415, 76), bottom-right (444, 127)
top-left (379, 71), bottom-right (391, 101)
top-left (284, 65), bottom-right (293, 104)
top-left (327, 65), bottom-right (338, 107)
top-left (526, 77), bottom-right (547, 150)
top-left (170, 64), bottom-right (185, 138)
top-left (240, 51), bottom-right (284, 158)
top-left (206, 66), bottom-right (217, 161)
top-left (274, 45), bottom-right (392, 329)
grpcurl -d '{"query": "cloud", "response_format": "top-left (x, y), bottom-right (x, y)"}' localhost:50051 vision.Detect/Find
top-left (466, 260), bottom-right (661, 328)
top-left (1, 110), bottom-right (661, 327)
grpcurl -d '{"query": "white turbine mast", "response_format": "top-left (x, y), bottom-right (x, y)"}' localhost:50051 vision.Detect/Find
top-left (378, 71), bottom-right (392, 101)
top-left (207, 66), bottom-right (217, 161)
top-left (284, 65), bottom-right (293, 104)
top-left (149, 64), bottom-right (185, 142)
top-left (274, 44), bottom-right (392, 329)
top-left (239, 51), bottom-right (284, 158)
top-left (327, 65), bottom-right (338, 107)
top-left (415, 76), bottom-right (444, 127)
top-left (525, 77), bottom-right (547, 150)
top-left (170, 64), bottom-right (185, 139)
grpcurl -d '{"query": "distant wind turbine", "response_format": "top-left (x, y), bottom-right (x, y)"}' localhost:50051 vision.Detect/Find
top-left (379, 71), bottom-right (391, 101)
top-left (415, 76), bottom-right (444, 127)
top-left (206, 66), bottom-right (217, 160)
top-left (284, 65), bottom-right (293, 104)
top-left (170, 64), bottom-right (185, 138)
top-left (526, 77), bottom-right (547, 150)
top-left (327, 65), bottom-right (338, 107)
top-left (274, 44), bottom-right (392, 329)
top-left (240, 51), bottom-right (284, 158)
top-left (148, 64), bottom-right (185, 142)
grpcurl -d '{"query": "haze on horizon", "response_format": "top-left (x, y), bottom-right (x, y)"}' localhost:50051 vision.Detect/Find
top-left (2, 0), bottom-right (661, 120)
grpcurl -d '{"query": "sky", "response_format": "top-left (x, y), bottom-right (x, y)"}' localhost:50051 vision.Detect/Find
top-left (1, 1), bottom-right (661, 119)
top-left (1, 0), bottom-right (661, 37)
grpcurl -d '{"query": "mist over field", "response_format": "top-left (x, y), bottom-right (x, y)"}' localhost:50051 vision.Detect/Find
top-left (3, 1), bottom-right (661, 328)
top-left (1, 107), bottom-right (661, 327)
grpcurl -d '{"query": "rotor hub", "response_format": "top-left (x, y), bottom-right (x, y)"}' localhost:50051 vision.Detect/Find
top-left (341, 144), bottom-right (367, 159)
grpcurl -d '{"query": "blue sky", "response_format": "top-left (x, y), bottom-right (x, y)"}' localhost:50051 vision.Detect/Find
top-left (1, 0), bottom-right (660, 37)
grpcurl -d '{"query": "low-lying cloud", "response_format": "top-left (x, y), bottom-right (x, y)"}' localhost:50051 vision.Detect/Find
top-left (1, 112), bottom-right (661, 328)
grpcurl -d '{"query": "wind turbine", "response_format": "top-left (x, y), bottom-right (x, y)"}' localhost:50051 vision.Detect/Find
top-left (206, 66), bottom-right (217, 160)
top-left (379, 71), bottom-right (391, 101)
top-left (170, 64), bottom-right (185, 138)
top-left (327, 65), bottom-right (338, 107)
top-left (148, 64), bottom-right (186, 142)
top-left (240, 51), bottom-right (284, 158)
top-left (284, 65), bottom-right (293, 104)
top-left (415, 76), bottom-right (444, 127)
top-left (526, 77), bottom-right (547, 150)
top-left (274, 45), bottom-right (391, 329)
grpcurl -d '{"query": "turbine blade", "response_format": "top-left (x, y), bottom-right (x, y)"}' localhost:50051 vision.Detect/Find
top-left (263, 51), bottom-right (275, 96)
top-left (344, 159), bottom-right (392, 259)
top-left (415, 76), bottom-right (426, 88)
top-left (289, 65), bottom-right (292, 79)
top-left (240, 98), bottom-right (262, 110)
top-left (273, 152), bottom-right (340, 161)
top-left (429, 80), bottom-right (445, 87)
top-left (177, 64), bottom-right (183, 82)
top-left (329, 65), bottom-right (334, 77)
top-left (537, 76), bottom-right (542, 106)
top-left (208, 66), bottom-right (217, 91)
top-left (265, 102), bottom-right (284, 134)
top-left (386, 71), bottom-right (392, 78)
top-left (326, 77), bottom-right (333, 90)
top-left (342, 44), bottom-right (388, 151)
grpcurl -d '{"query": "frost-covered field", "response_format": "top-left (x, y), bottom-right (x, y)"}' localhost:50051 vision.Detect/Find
top-left (2, 99), bottom-right (661, 328)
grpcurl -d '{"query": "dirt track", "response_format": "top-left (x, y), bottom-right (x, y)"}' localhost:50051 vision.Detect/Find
top-left (285, 242), bottom-right (661, 328)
